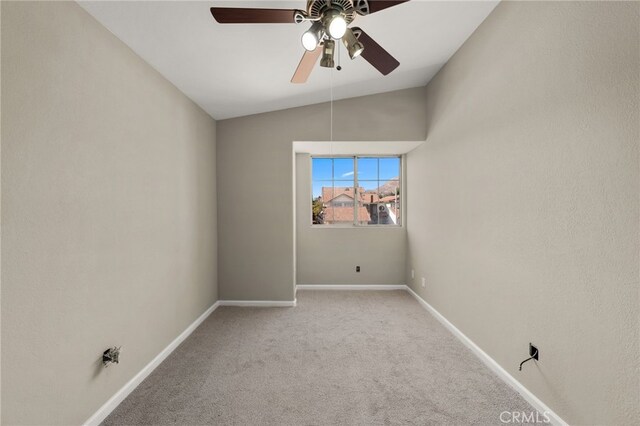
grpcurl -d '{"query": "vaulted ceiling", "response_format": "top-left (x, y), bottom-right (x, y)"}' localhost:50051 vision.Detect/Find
top-left (79, 1), bottom-right (498, 119)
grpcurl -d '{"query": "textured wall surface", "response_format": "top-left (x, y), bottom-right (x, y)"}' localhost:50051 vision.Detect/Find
top-left (406, 1), bottom-right (639, 424)
top-left (295, 153), bottom-right (406, 286)
top-left (217, 88), bottom-right (427, 301)
top-left (1, 2), bottom-right (218, 424)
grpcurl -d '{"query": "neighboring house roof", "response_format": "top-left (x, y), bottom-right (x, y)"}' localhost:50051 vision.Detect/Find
top-left (324, 206), bottom-right (371, 223)
top-left (322, 187), bottom-right (356, 203)
top-left (379, 195), bottom-right (399, 203)
top-left (363, 192), bottom-right (381, 203)
top-left (322, 187), bottom-right (383, 204)
top-left (329, 193), bottom-right (355, 203)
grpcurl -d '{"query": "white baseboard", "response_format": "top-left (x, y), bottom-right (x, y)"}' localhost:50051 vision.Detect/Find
top-left (218, 299), bottom-right (297, 307)
top-left (84, 301), bottom-right (220, 426)
top-left (296, 284), bottom-right (406, 291)
top-left (404, 286), bottom-right (567, 426)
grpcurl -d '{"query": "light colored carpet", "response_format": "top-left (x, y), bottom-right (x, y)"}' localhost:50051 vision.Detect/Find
top-left (103, 290), bottom-right (538, 425)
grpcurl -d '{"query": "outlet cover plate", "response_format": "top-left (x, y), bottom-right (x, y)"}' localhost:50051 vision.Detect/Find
top-left (529, 343), bottom-right (539, 360)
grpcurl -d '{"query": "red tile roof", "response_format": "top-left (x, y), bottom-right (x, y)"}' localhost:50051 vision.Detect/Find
top-left (322, 187), bottom-right (355, 203)
top-left (321, 187), bottom-right (382, 204)
top-left (323, 206), bottom-right (371, 223)
top-left (379, 195), bottom-right (399, 203)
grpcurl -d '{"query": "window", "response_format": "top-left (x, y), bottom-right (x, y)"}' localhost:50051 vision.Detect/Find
top-left (311, 156), bottom-right (402, 226)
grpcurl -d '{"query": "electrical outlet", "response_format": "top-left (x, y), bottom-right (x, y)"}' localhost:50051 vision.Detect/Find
top-left (519, 342), bottom-right (540, 371)
top-left (411, 269), bottom-right (415, 279)
top-left (529, 343), bottom-right (539, 360)
top-left (356, 266), bottom-right (360, 272)
top-left (421, 277), bottom-right (426, 288)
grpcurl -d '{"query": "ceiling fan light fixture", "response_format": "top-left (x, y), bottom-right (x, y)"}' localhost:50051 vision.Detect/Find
top-left (325, 10), bottom-right (347, 39)
top-left (209, 1), bottom-right (405, 83)
top-left (302, 21), bottom-right (324, 51)
top-left (320, 39), bottom-right (336, 68)
top-left (342, 28), bottom-right (364, 59)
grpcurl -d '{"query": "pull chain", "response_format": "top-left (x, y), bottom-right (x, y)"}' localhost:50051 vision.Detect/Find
top-left (330, 63), bottom-right (334, 145)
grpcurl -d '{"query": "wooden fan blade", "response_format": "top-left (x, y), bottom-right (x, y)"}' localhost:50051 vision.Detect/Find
top-left (291, 48), bottom-right (322, 84)
top-left (353, 28), bottom-right (400, 76)
top-left (210, 8), bottom-right (297, 24)
top-left (367, 0), bottom-right (410, 14)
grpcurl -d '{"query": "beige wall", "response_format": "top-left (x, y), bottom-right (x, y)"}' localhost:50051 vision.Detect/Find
top-left (406, 1), bottom-right (639, 424)
top-left (295, 153), bottom-right (406, 285)
top-left (217, 88), bottom-right (426, 301)
top-left (1, 2), bottom-right (217, 425)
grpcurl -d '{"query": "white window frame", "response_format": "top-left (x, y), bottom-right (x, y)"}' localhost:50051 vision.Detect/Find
top-left (310, 155), bottom-right (404, 228)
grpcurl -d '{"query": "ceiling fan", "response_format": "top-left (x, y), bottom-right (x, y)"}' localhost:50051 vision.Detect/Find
top-left (210, 0), bottom-right (409, 83)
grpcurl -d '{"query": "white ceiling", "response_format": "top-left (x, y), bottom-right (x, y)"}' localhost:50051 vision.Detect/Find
top-left (78, 1), bottom-right (498, 120)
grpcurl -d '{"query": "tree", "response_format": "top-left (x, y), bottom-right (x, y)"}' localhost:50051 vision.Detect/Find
top-left (312, 197), bottom-right (324, 224)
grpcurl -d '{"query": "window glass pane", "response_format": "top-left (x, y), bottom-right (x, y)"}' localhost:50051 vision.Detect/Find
top-left (379, 157), bottom-right (401, 180)
top-left (359, 164), bottom-right (400, 227)
top-left (353, 187), bottom-right (368, 225)
top-left (359, 183), bottom-right (377, 226)
top-left (357, 185), bottom-right (378, 225)
top-left (377, 179), bottom-right (400, 197)
top-left (312, 181), bottom-right (326, 224)
top-left (312, 157), bottom-right (332, 181)
top-left (358, 180), bottom-right (379, 192)
top-left (312, 181), bottom-right (325, 201)
top-left (393, 184), bottom-right (401, 226)
top-left (359, 201), bottom-right (376, 225)
top-left (356, 201), bottom-right (372, 225)
top-left (357, 157), bottom-right (378, 181)
top-left (377, 180), bottom-right (400, 225)
top-left (324, 185), bottom-right (355, 225)
top-left (332, 158), bottom-right (354, 180)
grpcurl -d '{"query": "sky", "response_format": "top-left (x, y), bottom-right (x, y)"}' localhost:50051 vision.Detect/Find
top-left (312, 157), bottom-right (400, 199)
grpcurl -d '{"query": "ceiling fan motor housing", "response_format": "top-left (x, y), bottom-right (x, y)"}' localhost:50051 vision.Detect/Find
top-left (306, 0), bottom-right (359, 24)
